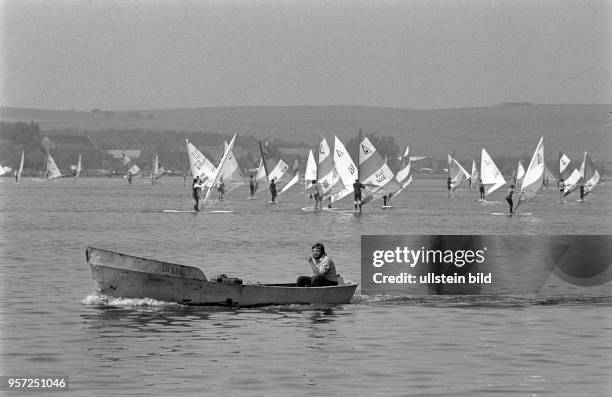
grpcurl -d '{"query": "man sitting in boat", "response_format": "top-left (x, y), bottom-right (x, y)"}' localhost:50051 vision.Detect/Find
top-left (297, 243), bottom-right (338, 287)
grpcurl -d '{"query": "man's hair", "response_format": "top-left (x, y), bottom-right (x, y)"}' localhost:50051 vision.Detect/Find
top-left (312, 243), bottom-right (326, 255)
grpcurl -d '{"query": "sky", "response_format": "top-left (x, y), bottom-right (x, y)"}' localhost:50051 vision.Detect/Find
top-left (0, 0), bottom-right (610, 111)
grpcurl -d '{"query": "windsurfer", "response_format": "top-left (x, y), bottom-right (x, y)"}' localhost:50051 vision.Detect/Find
top-left (310, 179), bottom-right (322, 210)
top-left (558, 178), bottom-right (565, 200)
top-left (505, 184), bottom-right (514, 214)
top-left (192, 176), bottom-right (203, 211)
top-left (297, 243), bottom-right (338, 287)
top-left (447, 177), bottom-right (452, 198)
top-left (249, 175), bottom-right (256, 198)
top-left (479, 179), bottom-right (485, 200)
top-left (353, 179), bottom-right (365, 212)
top-left (269, 178), bottom-right (277, 203)
top-left (217, 178), bottom-right (225, 201)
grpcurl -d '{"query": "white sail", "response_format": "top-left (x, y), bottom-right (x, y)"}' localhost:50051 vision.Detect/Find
top-left (359, 136), bottom-right (401, 204)
top-left (127, 164), bottom-right (140, 175)
top-left (331, 135), bottom-right (358, 202)
top-left (203, 134), bottom-right (237, 204)
top-left (17, 150), bottom-right (24, 182)
top-left (516, 161), bottom-right (525, 183)
top-left (76, 153), bottom-right (82, 178)
top-left (304, 149), bottom-right (317, 190)
top-left (480, 148), bottom-right (506, 195)
top-left (393, 144), bottom-right (413, 198)
top-left (559, 152), bottom-right (572, 181)
top-left (254, 158), bottom-right (267, 193)
top-left (0, 164), bottom-right (7, 176)
top-left (258, 140), bottom-right (299, 195)
top-left (516, 137), bottom-right (544, 209)
top-left (582, 151), bottom-right (600, 197)
top-left (562, 168), bottom-right (582, 198)
top-left (448, 154), bottom-right (470, 191)
top-left (217, 140), bottom-right (244, 193)
top-left (186, 139), bottom-right (216, 187)
top-left (470, 159), bottom-right (479, 188)
top-left (317, 137), bottom-right (343, 196)
top-left (46, 154), bottom-right (62, 179)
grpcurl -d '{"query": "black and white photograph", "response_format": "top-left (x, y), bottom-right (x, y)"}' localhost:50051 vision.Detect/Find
top-left (1, 0), bottom-right (610, 395)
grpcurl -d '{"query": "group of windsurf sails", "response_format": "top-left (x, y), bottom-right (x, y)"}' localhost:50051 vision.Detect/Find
top-left (300, 131), bottom-right (413, 209)
top-left (560, 150), bottom-right (600, 200)
top-left (187, 134), bottom-right (248, 207)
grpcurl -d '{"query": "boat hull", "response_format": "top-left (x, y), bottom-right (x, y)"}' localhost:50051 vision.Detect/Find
top-left (87, 247), bottom-right (358, 307)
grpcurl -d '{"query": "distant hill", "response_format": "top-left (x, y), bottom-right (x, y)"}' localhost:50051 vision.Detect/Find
top-left (1, 104), bottom-right (610, 164)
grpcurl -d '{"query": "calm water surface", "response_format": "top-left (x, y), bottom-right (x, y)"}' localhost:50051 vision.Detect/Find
top-left (1, 177), bottom-right (611, 396)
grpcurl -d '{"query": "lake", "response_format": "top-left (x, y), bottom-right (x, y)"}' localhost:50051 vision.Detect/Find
top-left (1, 176), bottom-right (610, 395)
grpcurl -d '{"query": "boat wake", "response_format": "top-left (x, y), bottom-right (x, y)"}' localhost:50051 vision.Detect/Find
top-left (82, 292), bottom-right (181, 309)
top-left (353, 294), bottom-right (612, 307)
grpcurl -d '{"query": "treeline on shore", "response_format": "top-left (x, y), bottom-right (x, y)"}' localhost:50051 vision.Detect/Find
top-left (0, 121), bottom-right (404, 176)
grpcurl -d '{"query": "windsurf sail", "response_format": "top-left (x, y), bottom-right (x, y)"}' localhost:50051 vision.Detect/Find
top-left (559, 152), bottom-right (572, 182)
top-left (562, 168), bottom-right (583, 198)
top-left (0, 164), bottom-right (8, 176)
top-left (470, 159), bottom-right (479, 188)
top-left (127, 164), bottom-right (140, 176)
top-left (392, 144), bottom-right (413, 198)
top-left (581, 151), bottom-right (600, 197)
top-left (448, 154), bottom-right (470, 191)
top-left (17, 150), bottom-right (24, 182)
top-left (480, 148), bottom-right (506, 196)
top-left (46, 153), bottom-right (62, 179)
top-left (253, 158), bottom-right (267, 194)
top-left (515, 161), bottom-right (525, 185)
top-left (515, 136), bottom-right (544, 211)
top-left (151, 153), bottom-right (165, 183)
top-left (304, 149), bottom-right (317, 191)
top-left (202, 134), bottom-right (237, 205)
top-left (216, 140), bottom-right (245, 193)
top-left (75, 153), bottom-right (81, 178)
top-left (317, 137), bottom-right (343, 196)
top-left (330, 136), bottom-right (358, 202)
top-left (186, 139), bottom-right (216, 187)
top-left (358, 135), bottom-right (401, 205)
top-left (258, 140), bottom-right (298, 195)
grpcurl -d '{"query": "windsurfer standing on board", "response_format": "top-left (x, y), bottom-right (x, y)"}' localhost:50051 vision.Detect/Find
top-left (249, 175), bottom-right (256, 198)
top-left (479, 179), bottom-right (485, 200)
top-left (192, 176), bottom-right (204, 211)
top-left (353, 179), bottom-right (366, 212)
top-left (269, 178), bottom-right (277, 203)
top-left (297, 243), bottom-right (338, 287)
